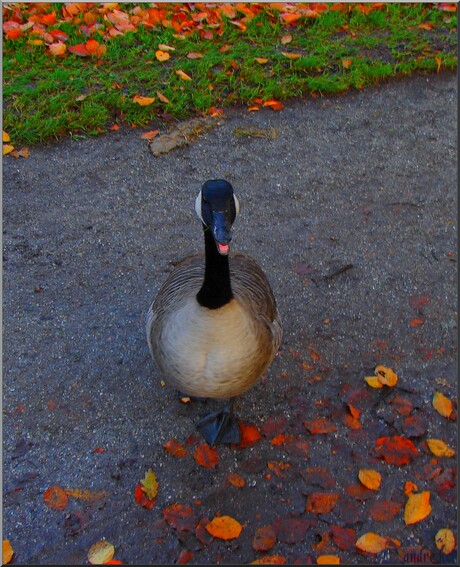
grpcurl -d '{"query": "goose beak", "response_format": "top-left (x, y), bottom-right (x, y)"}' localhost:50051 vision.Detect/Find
top-left (212, 211), bottom-right (232, 256)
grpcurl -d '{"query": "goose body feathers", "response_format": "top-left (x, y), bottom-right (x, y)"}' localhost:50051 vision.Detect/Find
top-left (147, 251), bottom-right (282, 399)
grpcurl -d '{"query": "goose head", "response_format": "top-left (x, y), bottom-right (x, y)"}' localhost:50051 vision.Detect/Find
top-left (195, 179), bottom-right (240, 256)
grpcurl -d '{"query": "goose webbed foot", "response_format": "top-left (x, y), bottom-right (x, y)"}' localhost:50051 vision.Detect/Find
top-left (196, 401), bottom-right (241, 446)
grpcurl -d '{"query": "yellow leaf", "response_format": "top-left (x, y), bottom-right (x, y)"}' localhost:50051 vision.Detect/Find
top-left (132, 95), bottom-right (155, 106)
top-left (3, 144), bottom-right (14, 155)
top-left (317, 555), bottom-right (340, 564)
top-left (358, 469), bottom-right (381, 491)
top-left (255, 57), bottom-right (269, 64)
top-left (87, 540), bottom-right (115, 564)
top-left (156, 91), bottom-right (170, 103)
top-left (364, 375), bottom-right (383, 389)
top-left (140, 469), bottom-right (159, 500)
top-left (175, 69), bottom-right (192, 81)
top-left (3, 131), bottom-right (10, 142)
top-left (2, 540), bottom-right (14, 565)
top-left (205, 515), bottom-right (243, 540)
top-left (426, 439), bottom-right (455, 458)
top-left (158, 43), bottom-right (175, 51)
top-left (155, 49), bottom-right (170, 62)
top-left (375, 365), bottom-right (398, 387)
top-left (433, 391), bottom-right (453, 418)
top-left (435, 528), bottom-right (456, 554)
top-left (281, 52), bottom-right (301, 60)
top-left (404, 491), bottom-right (432, 525)
top-left (356, 532), bottom-right (389, 554)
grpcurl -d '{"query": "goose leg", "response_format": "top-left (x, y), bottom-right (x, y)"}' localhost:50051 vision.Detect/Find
top-left (196, 400), bottom-right (241, 446)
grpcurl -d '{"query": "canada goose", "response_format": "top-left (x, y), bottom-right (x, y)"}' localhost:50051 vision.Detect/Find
top-left (146, 179), bottom-right (282, 445)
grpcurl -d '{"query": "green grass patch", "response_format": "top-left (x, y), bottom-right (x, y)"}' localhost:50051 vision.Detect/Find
top-left (2, 2), bottom-right (457, 146)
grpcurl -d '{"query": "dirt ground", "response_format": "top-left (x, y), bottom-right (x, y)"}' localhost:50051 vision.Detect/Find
top-left (2, 73), bottom-right (457, 565)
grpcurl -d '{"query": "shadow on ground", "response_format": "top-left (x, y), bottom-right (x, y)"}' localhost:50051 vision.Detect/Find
top-left (2, 73), bottom-right (457, 565)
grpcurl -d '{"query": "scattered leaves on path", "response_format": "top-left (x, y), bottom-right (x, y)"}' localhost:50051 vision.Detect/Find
top-left (433, 391), bottom-right (454, 418)
top-left (88, 540), bottom-right (115, 564)
top-left (2, 540), bottom-right (14, 565)
top-left (435, 528), bottom-right (456, 554)
top-left (404, 491), bottom-right (432, 525)
top-left (205, 515), bottom-right (243, 540)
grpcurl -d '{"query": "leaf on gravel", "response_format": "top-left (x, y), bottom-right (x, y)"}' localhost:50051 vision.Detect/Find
top-left (132, 95), bottom-right (155, 106)
top-left (404, 491), bottom-right (432, 525)
top-left (163, 438), bottom-right (187, 456)
top-left (64, 488), bottom-right (107, 502)
top-left (239, 423), bottom-right (262, 447)
top-left (205, 515), bottom-right (243, 540)
top-left (253, 525), bottom-right (277, 551)
top-left (356, 532), bottom-right (389, 554)
top-left (163, 504), bottom-right (197, 531)
top-left (228, 472), bottom-right (245, 488)
top-left (193, 443), bottom-right (219, 468)
top-left (3, 145), bottom-right (14, 155)
top-left (404, 481), bottom-right (418, 496)
top-left (364, 375), bottom-right (383, 388)
top-left (331, 526), bottom-right (356, 551)
top-left (44, 485), bottom-right (69, 510)
top-left (306, 492), bottom-right (339, 514)
top-left (272, 516), bottom-right (317, 544)
top-left (88, 540), bottom-right (115, 564)
top-left (433, 391), bottom-right (453, 418)
top-left (375, 435), bottom-right (418, 465)
top-left (134, 483), bottom-right (155, 509)
top-left (358, 469), bottom-right (381, 491)
top-left (2, 540), bottom-right (14, 565)
top-left (175, 69), bottom-right (192, 81)
top-left (435, 528), bottom-right (456, 554)
top-left (140, 469), bottom-right (158, 500)
top-left (317, 555), bottom-right (340, 564)
top-left (375, 365), bottom-right (398, 386)
top-left (250, 556), bottom-right (287, 564)
top-left (304, 417), bottom-right (336, 434)
top-left (426, 439), bottom-right (456, 458)
top-left (368, 500), bottom-right (402, 522)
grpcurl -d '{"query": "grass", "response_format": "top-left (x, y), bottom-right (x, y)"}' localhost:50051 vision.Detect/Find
top-left (2, 2), bottom-right (457, 146)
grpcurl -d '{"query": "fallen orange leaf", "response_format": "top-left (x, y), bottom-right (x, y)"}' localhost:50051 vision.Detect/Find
top-left (358, 469), bottom-right (381, 491)
top-left (134, 483), bottom-right (155, 509)
top-left (44, 485), bottom-right (68, 510)
top-left (404, 481), bottom-right (418, 496)
top-left (156, 91), bottom-right (170, 103)
top-left (238, 423), bottom-right (262, 447)
top-left (228, 472), bottom-right (245, 488)
top-left (281, 51), bottom-right (301, 60)
top-left (88, 540), bottom-right (115, 564)
top-left (304, 416), bottom-right (336, 434)
top-left (281, 34), bottom-right (292, 44)
top-left (163, 438), bottom-right (187, 456)
top-left (375, 365), bottom-right (398, 387)
top-left (48, 40), bottom-right (67, 56)
top-left (3, 131), bottom-right (10, 143)
top-left (175, 69), bottom-right (192, 81)
top-left (193, 443), bottom-right (219, 468)
top-left (306, 492), bottom-right (339, 514)
top-left (3, 145), bottom-right (15, 155)
top-left (433, 391), bottom-right (453, 418)
top-left (2, 540), bottom-right (14, 565)
top-left (253, 525), bottom-right (277, 552)
top-left (255, 57), bottom-right (269, 64)
top-left (368, 500), bottom-right (402, 522)
top-left (435, 528), bottom-right (456, 554)
top-left (435, 56), bottom-right (442, 73)
top-left (364, 375), bottom-right (383, 389)
top-left (375, 435), bottom-right (418, 465)
top-left (404, 491), bottom-right (432, 525)
top-left (250, 556), bottom-right (287, 565)
top-left (426, 438), bottom-right (455, 458)
top-left (317, 555), bottom-right (340, 564)
top-left (85, 39), bottom-right (100, 54)
top-left (68, 43), bottom-right (89, 56)
top-left (141, 130), bottom-right (160, 141)
top-left (205, 515), bottom-right (243, 540)
top-left (155, 49), bottom-right (170, 62)
top-left (355, 532), bottom-right (389, 554)
top-left (132, 95), bottom-right (155, 106)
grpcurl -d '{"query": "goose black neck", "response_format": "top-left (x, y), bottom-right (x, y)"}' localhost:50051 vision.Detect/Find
top-left (196, 226), bottom-right (233, 309)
